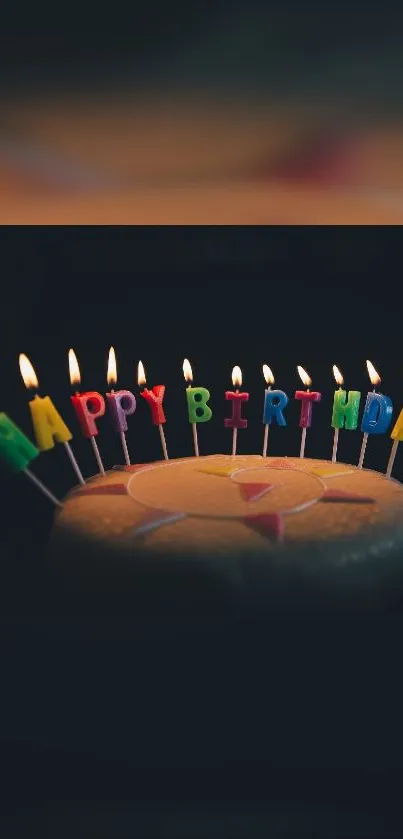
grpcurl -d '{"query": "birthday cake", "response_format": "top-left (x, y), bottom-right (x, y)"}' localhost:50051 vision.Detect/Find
top-left (49, 454), bottom-right (403, 608)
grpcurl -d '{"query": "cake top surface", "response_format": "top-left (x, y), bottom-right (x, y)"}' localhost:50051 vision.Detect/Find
top-left (51, 455), bottom-right (403, 563)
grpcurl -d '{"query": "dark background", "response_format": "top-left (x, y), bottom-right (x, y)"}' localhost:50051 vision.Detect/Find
top-left (1, 1), bottom-right (403, 117)
top-left (2, 227), bottom-right (403, 836)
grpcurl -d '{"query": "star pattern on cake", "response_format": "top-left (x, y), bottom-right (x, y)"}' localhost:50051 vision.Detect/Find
top-left (72, 458), bottom-right (376, 544)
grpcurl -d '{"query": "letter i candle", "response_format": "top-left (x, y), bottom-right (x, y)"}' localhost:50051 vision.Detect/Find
top-left (262, 363), bottom-right (288, 457)
top-left (183, 359), bottom-right (212, 457)
top-left (331, 365), bottom-right (361, 463)
top-left (295, 365), bottom-right (321, 458)
top-left (106, 346), bottom-right (136, 466)
top-left (19, 353), bottom-right (85, 485)
top-left (68, 349), bottom-right (106, 476)
top-left (358, 360), bottom-right (393, 469)
top-left (138, 360), bottom-right (169, 460)
top-left (225, 365), bottom-right (249, 456)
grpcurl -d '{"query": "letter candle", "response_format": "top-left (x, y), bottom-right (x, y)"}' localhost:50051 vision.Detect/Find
top-left (225, 365), bottom-right (249, 456)
top-left (0, 412), bottom-right (62, 507)
top-left (262, 364), bottom-right (288, 457)
top-left (19, 353), bottom-right (85, 485)
top-left (358, 360), bottom-right (393, 469)
top-left (106, 346), bottom-right (136, 466)
top-left (183, 358), bottom-right (212, 457)
top-left (138, 360), bottom-right (169, 460)
top-left (331, 365), bottom-right (361, 463)
top-left (68, 349), bottom-right (106, 476)
top-left (386, 408), bottom-right (403, 479)
top-left (295, 365), bottom-right (321, 458)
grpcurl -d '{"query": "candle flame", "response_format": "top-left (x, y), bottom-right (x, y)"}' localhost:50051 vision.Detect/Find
top-left (232, 365), bottom-right (242, 388)
top-left (68, 349), bottom-right (81, 387)
top-left (19, 353), bottom-right (39, 389)
top-left (107, 346), bottom-right (117, 386)
top-left (297, 365), bottom-right (312, 387)
top-left (138, 360), bottom-right (146, 387)
top-left (183, 358), bottom-right (193, 384)
top-left (262, 364), bottom-right (275, 386)
top-left (366, 359), bottom-right (381, 386)
top-left (332, 364), bottom-right (344, 386)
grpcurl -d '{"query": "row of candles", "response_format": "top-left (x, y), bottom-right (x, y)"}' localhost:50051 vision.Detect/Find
top-left (0, 350), bottom-right (402, 508)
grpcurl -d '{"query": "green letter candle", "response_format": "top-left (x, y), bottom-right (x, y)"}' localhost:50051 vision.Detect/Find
top-left (183, 358), bottom-right (212, 457)
top-left (186, 387), bottom-right (212, 424)
top-left (331, 389), bottom-right (361, 430)
top-left (0, 412), bottom-right (39, 471)
top-left (331, 365), bottom-right (361, 463)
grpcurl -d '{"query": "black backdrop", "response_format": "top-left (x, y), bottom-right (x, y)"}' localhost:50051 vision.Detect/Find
top-left (2, 227), bottom-right (403, 836)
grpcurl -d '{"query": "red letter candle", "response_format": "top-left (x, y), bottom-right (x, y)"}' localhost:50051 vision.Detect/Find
top-left (138, 360), bottom-right (168, 460)
top-left (295, 365), bottom-right (321, 458)
top-left (19, 353), bottom-right (85, 485)
top-left (68, 349), bottom-right (106, 475)
top-left (106, 346), bottom-right (136, 466)
top-left (225, 365), bottom-right (249, 456)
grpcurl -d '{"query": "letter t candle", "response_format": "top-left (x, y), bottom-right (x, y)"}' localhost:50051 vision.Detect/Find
top-left (295, 365), bottom-right (321, 458)
top-left (138, 360), bottom-right (169, 460)
top-left (106, 346), bottom-right (136, 466)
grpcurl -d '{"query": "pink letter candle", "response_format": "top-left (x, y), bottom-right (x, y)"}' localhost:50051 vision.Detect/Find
top-left (295, 365), bottom-right (321, 458)
top-left (225, 366), bottom-right (249, 456)
top-left (138, 361), bottom-right (168, 460)
top-left (68, 349), bottom-right (106, 476)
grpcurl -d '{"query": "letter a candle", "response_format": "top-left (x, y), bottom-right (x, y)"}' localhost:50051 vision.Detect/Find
top-left (295, 365), bottom-right (321, 458)
top-left (225, 365), bottom-right (249, 456)
top-left (19, 353), bottom-right (85, 485)
top-left (331, 364), bottom-right (361, 463)
top-left (106, 346), bottom-right (136, 466)
top-left (358, 360), bottom-right (393, 469)
top-left (138, 360), bottom-right (169, 460)
top-left (69, 349), bottom-right (106, 476)
top-left (183, 358), bottom-right (212, 457)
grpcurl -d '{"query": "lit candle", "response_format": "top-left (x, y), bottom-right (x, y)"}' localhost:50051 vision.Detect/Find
top-left (68, 349), bottom-right (106, 476)
top-left (0, 411), bottom-right (62, 506)
top-left (386, 407), bottom-right (403, 479)
top-left (183, 358), bottom-right (212, 457)
top-left (295, 365), bottom-right (321, 458)
top-left (106, 346), bottom-right (136, 466)
top-left (358, 359), bottom-right (393, 469)
top-left (225, 365), bottom-right (249, 456)
top-left (331, 365), bottom-right (361, 463)
top-left (19, 353), bottom-right (85, 485)
top-left (138, 360), bottom-right (168, 461)
top-left (262, 364), bottom-right (288, 457)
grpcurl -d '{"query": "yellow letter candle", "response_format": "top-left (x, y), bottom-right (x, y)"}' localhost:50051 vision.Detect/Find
top-left (19, 354), bottom-right (85, 485)
top-left (386, 408), bottom-right (403, 479)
